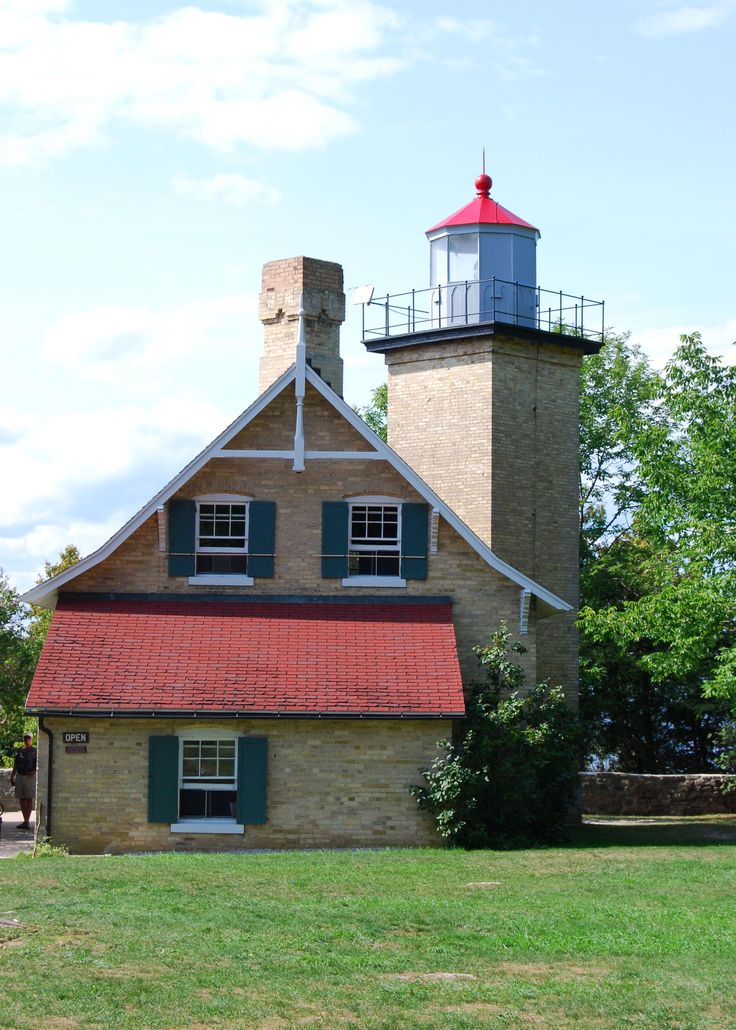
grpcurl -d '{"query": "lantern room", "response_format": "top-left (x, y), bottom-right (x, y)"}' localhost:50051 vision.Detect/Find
top-left (425, 170), bottom-right (540, 328)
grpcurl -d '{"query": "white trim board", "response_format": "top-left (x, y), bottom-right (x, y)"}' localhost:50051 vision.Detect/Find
top-left (22, 364), bottom-right (571, 614)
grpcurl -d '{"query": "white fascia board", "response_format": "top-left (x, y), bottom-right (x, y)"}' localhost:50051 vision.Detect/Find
top-left (21, 367), bottom-right (299, 608)
top-left (305, 367), bottom-right (572, 613)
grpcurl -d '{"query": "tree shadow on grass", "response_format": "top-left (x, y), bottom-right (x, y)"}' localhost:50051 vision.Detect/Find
top-left (569, 815), bottom-right (736, 848)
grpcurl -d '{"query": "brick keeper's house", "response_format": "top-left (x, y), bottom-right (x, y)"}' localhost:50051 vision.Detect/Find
top-left (22, 172), bottom-right (602, 853)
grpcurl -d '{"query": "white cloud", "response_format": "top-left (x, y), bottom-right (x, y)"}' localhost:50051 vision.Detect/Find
top-left (172, 172), bottom-right (280, 207)
top-left (0, 0), bottom-right (402, 166)
top-left (41, 294), bottom-right (256, 387)
top-left (634, 2), bottom-right (736, 37)
top-left (0, 397), bottom-right (227, 528)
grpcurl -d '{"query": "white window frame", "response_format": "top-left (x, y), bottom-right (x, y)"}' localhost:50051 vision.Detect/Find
top-left (170, 729), bottom-right (244, 835)
top-left (342, 495), bottom-right (406, 588)
top-left (189, 493), bottom-right (254, 587)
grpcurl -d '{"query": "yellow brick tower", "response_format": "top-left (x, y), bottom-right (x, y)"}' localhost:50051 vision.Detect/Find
top-left (361, 169), bottom-right (602, 698)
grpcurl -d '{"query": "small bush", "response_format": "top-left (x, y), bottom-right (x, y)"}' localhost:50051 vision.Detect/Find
top-left (15, 837), bottom-right (69, 859)
top-left (412, 625), bottom-right (581, 848)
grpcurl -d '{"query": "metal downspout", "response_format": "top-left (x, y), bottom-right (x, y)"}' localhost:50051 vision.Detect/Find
top-left (38, 715), bottom-right (53, 838)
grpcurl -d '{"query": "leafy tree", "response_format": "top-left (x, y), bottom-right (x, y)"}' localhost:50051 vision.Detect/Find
top-left (412, 625), bottom-right (580, 848)
top-left (579, 331), bottom-right (658, 556)
top-left (354, 383), bottom-right (387, 441)
top-left (579, 334), bottom-right (736, 771)
top-left (0, 572), bottom-right (37, 764)
top-left (0, 545), bottom-right (80, 763)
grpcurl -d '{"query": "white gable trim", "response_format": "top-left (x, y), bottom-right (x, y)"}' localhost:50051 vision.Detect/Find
top-left (22, 363), bottom-right (571, 613)
top-left (21, 367), bottom-right (298, 607)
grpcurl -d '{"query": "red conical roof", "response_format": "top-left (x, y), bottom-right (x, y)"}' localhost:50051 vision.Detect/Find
top-left (426, 171), bottom-right (538, 234)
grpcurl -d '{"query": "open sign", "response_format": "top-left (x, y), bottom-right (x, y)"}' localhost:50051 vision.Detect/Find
top-left (63, 732), bottom-right (89, 744)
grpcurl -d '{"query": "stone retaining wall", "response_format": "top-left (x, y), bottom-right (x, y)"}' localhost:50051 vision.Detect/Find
top-left (0, 769), bottom-right (20, 813)
top-left (580, 771), bottom-right (736, 816)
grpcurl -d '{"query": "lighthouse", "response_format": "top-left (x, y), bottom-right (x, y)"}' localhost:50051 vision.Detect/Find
top-left (360, 165), bottom-right (603, 699)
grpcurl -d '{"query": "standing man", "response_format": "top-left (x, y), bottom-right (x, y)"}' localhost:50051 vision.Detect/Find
top-left (10, 733), bottom-right (37, 831)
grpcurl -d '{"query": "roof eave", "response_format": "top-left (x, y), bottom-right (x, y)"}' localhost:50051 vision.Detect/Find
top-left (26, 707), bottom-right (464, 720)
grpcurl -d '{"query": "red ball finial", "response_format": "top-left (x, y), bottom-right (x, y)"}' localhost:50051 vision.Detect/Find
top-left (475, 172), bottom-right (492, 198)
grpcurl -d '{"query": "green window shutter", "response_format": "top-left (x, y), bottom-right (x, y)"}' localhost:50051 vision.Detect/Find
top-left (401, 502), bottom-right (429, 580)
top-left (148, 736), bottom-right (179, 823)
top-left (168, 499), bottom-right (196, 577)
top-left (248, 501), bottom-right (276, 578)
top-left (237, 737), bottom-right (268, 825)
top-left (322, 501), bottom-right (349, 578)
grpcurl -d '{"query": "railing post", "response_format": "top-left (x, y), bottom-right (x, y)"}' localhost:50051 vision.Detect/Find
top-left (411, 288), bottom-right (415, 332)
top-left (438, 284), bottom-right (442, 327)
top-left (385, 294), bottom-right (389, 337)
top-left (581, 295), bottom-right (585, 338)
top-left (492, 277), bottom-right (496, 322)
top-left (601, 300), bottom-right (605, 342)
top-left (465, 280), bottom-right (469, 324)
top-left (515, 280), bottom-right (519, 324)
top-left (575, 303), bottom-right (578, 335)
top-left (559, 290), bottom-right (563, 331)
top-left (537, 286), bottom-right (541, 330)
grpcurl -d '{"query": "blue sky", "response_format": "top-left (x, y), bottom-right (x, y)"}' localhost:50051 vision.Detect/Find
top-left (2, 0), bottom-right (735, 591)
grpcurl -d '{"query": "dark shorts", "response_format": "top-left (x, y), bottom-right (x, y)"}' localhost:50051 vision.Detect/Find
top-left (14, 774), bottom-right (35, 801)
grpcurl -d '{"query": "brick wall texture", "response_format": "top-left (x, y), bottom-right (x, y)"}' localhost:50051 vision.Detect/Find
top-left (258, 256), bottom-right (345, 396)
top-left (383, 332), bottom-right (582, 701)
top-left (37, 717), bottom-right (442, 854)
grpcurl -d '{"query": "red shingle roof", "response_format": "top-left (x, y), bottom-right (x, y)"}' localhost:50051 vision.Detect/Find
top-left (27, 597), bottom-right (465, 717)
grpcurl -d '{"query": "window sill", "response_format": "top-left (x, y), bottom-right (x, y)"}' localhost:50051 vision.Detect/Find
top-left (170, 821), bottom-right (245, 835)
top-left (188, 575), bottom-right (254, 586)
top-left (341, 576), bottom-right (407, 588)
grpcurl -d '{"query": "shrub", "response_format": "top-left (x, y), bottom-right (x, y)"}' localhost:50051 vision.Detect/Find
top-left (412, 625), bottom-right (581, 848)
top-left (15, 837), bottom-right (69, 859)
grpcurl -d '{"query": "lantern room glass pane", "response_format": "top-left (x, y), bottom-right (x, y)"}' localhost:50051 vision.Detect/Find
top-left (430, 237), bottom-right (448, 286)
top-left (448, 234), bottom-right (479, 282)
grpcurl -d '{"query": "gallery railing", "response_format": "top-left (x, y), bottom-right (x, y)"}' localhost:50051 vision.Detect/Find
top-left (359, 277), bottom-right (604, 343)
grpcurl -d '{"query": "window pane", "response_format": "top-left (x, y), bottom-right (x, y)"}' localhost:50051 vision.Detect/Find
top-left (200, 758), bottom-right (217, 777)
top-left (448, 234), bottom-right (478, 282)
top-left (377, 554), bottom-right (401, 576)
top-left (430, 237), bottom-right (448, 286)
top-left (182, 758), bottom-right (199, 777)
top-left (180, 789), bottom-right (206, 819)
top-left (209, 790), bottom-right (237, 819)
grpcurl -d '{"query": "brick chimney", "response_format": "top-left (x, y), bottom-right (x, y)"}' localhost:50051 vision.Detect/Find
top-left (258, 256), bottom-right (345, 396)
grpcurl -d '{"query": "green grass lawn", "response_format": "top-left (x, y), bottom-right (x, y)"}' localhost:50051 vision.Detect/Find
top-left (2, 819), bottom-right (735, 1029)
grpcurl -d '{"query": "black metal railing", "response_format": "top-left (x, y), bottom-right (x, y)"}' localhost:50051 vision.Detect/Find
top-left (359, 277), bottom-right (604, 343)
